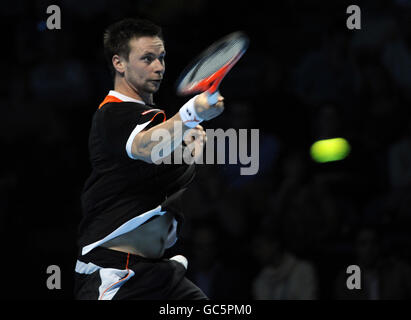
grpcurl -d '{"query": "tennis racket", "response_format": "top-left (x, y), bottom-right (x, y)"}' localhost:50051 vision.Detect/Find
top-left (176, 31), bottom-right (249, 105)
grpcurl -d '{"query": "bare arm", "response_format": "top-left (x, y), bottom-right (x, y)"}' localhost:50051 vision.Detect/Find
top-left (131, 92), bottom-right (224, 163)
top-left (131, 112), bottom-right (188, 163)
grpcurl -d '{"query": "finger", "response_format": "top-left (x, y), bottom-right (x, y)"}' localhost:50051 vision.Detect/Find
top-left (214, 103), bottom-right (224, 114)
top-left (190, 129), bottom-right (202, 137)
top-left (215, 100), bottom-right (224, 108)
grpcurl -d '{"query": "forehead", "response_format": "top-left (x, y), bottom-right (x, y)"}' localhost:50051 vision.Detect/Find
top-left (129, 36), bottom-right (165, 55)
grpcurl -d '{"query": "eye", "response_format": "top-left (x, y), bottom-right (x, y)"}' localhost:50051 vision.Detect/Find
top-left (142, 55), bottom-right (155, 63)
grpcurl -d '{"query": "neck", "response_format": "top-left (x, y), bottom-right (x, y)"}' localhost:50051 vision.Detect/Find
top-left (114, 76), bottom-right (153, 105)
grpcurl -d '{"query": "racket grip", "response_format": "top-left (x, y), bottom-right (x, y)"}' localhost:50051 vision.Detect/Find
top-left (206, 90), bottom-right (220, 105)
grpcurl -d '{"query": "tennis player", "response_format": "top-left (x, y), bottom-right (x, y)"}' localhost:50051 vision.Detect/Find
top-left (74, 18), bottom-right (224, 300)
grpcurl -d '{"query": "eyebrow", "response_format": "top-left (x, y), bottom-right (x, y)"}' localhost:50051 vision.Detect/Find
top-left (141, 50), bottom-right (166, 57)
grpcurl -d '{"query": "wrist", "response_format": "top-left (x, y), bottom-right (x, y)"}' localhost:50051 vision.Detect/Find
top-left (179, 95), bottom-right (203, 128)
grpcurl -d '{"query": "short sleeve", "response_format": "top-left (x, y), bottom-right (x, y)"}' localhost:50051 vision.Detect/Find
top-left (97, 102), bottom-right (166, 161)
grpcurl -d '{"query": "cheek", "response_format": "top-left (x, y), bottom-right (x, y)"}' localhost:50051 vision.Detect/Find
top-left (126, 63), bottom-right (146, 82)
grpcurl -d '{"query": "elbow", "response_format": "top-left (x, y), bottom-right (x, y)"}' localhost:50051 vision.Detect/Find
top-left (129, 131), bottom-right (154, 163)
top-left (131, 130), bottom-right (175, 164)
top-left (130, 145), bottom-right (154, 163)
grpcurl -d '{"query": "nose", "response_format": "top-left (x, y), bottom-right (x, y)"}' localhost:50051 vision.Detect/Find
top-left (153, 58), bottom-right (165, 75)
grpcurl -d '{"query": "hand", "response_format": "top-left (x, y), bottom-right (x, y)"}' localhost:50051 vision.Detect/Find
top-left (194, 92), bottom-right (225, 121)
top-left (183, 124), bottom-right (207, 163)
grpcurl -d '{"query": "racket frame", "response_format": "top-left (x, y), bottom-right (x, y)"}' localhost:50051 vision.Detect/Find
top-left (176, 32), bottom-right (249, 105)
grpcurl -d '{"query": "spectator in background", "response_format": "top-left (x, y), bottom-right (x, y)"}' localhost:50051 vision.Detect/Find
top-left (388, 119), bottom-right (411, 189)
top-left (380, 18), bottom-right (411, 102)
top-left (291, 29), bottom-right (361, 108)
top-left (335, 226), bottom-right (411, 299)
top-left (187, 220), bottom-right (223, 298)
top-left (267, 150), bottom-right (342, 255)
top-left (186, 218), bottom-right (250, 299)
top-left (29, 34), bottom-right (93, 105)
top-left (251, 229), bottom-right (318, 300)
top-left (385, 119), bottom-right (411, 226)
top-left (363, 118), bottom-right (411, 233)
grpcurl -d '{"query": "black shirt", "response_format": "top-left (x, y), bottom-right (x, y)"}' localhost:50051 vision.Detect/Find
top-left (77, 92), bottom-right (195, 255)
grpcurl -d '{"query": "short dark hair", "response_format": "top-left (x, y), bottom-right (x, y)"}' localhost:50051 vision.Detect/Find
top-left (103, 18), bottom-right (163, 76)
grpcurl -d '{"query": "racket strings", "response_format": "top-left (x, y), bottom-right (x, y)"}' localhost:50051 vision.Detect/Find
top-left (192, 39), bottom-right (245, 81)
top-left (176, 32), bottom-right (249, 94)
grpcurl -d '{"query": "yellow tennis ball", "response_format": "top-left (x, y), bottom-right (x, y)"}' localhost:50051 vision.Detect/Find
top-left (310, 138), bottom-right (351, 163)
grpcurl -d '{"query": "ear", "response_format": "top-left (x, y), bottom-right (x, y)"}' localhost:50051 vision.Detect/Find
top-left (112, 54), bottom-right (126, 75)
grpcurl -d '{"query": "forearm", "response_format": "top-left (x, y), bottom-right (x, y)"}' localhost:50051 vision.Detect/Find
top-left (131, 92), bottom-right (223, 163)
top-left (131, 113), bottom-right (191, 163)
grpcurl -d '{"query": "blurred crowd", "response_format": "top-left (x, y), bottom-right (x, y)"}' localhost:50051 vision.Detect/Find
top-left (1, 0), bottom-right (411, 299)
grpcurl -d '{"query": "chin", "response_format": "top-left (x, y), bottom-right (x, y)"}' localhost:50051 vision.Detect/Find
top-left (148, 82), bottom-right (161, 93)
top-left (151, 86), bottom-right (161, 93)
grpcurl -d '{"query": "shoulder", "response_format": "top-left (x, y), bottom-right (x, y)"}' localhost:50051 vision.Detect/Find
top-left (96, 102), bottom-right (166, 123)
top-left (98, 101), bottom-right (154, 114)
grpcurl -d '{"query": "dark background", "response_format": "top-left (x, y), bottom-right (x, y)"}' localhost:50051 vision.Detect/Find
top-left (1, 0), bottom-right (411, 300)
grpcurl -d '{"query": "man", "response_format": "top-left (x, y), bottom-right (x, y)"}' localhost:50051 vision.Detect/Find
top-left (74, 18), bottom-right (224, 300)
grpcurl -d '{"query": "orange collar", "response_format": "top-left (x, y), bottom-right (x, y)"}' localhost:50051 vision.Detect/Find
top-left (98, 95), bottom-right (123, 109)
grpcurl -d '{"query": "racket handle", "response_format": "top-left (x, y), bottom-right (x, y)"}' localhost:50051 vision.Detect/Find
top-left (206, 90), bottom-right (220, 105)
